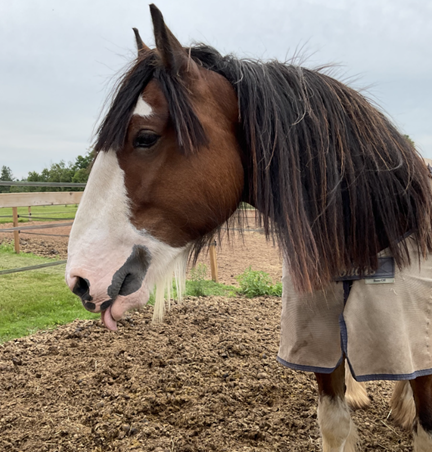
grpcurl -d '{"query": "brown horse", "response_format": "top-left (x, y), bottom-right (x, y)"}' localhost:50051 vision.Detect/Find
top-left (66, 5), bottom-right (432, 450)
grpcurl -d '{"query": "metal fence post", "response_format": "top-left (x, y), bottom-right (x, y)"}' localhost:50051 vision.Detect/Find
top-left (12, 207), bottom-right (20, 254)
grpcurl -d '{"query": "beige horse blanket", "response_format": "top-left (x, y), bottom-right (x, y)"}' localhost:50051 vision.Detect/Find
top-left (277, 236), bottom-right (432, 381)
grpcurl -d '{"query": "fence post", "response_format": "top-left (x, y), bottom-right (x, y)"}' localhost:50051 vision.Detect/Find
top-left (12, 207), bottom-right (20, 254)
top-left (28, 206), bottom-right (32, 221)
top-left (209, 240), bottom-right (218, 282)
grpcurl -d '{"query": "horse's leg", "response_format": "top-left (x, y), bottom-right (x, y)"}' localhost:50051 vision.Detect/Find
top-left (410, 375), bottom-right (432, 451)
top-left (315, 362), bottom-right (359, 452)
top-left (390, 380), bottom-right (416, 430)
top-left (344, 362), bottom-right (370, 410)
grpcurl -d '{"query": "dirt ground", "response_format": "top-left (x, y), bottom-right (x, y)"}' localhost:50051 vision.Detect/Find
top-left (0, 222), bottom-right (413, 451)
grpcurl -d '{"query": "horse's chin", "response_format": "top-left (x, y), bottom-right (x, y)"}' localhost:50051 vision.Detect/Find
top-left (101, 288), bottom-right (150, 331)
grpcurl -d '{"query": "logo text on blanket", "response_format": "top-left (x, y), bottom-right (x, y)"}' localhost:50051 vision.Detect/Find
top-left (335, 257), bottom-right (395, 284)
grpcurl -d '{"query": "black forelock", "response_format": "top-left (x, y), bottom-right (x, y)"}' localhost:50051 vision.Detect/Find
top-left (94, 52), bottom-right (157, 153)
top-left (94, 50), bottom-right (208, 155)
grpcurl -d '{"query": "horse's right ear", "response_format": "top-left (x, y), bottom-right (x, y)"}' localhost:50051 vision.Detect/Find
top-left (149, 4), bottom-right (195, 73)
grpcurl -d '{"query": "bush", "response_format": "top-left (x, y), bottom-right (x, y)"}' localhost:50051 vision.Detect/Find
top-left (236, 267), bottom-right (282, 297)
top-left (188, 263), bottom-right (208, 297)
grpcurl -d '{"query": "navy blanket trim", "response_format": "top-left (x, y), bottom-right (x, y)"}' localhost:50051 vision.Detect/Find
top-left (339, 313), bottom-right (348, 357)
top-left (354, 367), bottom-right (432, 382)
top-left (276, 355), bottom-right (343, 374)
top-left (278, 354), bottom-right (432, 381)
top-left (342, 280), bottom-right (352, 304)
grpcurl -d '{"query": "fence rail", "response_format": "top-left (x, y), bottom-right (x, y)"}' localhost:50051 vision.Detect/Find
top-left (0, 192), bottom-right (83, 208)
top-left (0, 191), bottom-right (81, 254)
top-left (0, 181), bottom-right (86, 187)
top-left (1, 222), bottom-right (74, 233)
top-left (0, 260), bottom-right (67, 276)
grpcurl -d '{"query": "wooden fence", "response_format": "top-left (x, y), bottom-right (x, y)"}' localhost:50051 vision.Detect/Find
top-left (0, 190), bottom-right (219, 281)
top-left (0, 191), bottom-right (83, 208)
top-left (0, 192), bottom-right (83, 254)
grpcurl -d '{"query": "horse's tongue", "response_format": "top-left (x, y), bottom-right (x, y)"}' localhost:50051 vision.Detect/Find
top-left (101, 306), bottom-right (117, 331)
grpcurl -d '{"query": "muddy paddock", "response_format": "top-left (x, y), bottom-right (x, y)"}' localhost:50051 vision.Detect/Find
top-left (0, 228), bottom-right (412, 451)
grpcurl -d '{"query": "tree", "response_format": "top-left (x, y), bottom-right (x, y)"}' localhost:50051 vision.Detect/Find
top-left (0, 165), bottom-right (14, 181)
top-left (69, 149), bottom-right (94, 190)
top-left (0, 165), bottom-right (14, 193)
top-left (73, 151), bottom-right (94, 171)
top-left (46, 161), bottom-right (75, 190)
top-left (25, 169), bottom-right (49, 192)
top-left (72, 168), bottom-right (90, 184)
top-left (404, 135), bottom-right (415, 147)
top-left (1, 149), bottom-right (95, 193)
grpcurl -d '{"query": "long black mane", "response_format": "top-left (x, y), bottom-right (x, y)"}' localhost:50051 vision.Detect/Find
top-left (95, 45), bottom-right (432, 293)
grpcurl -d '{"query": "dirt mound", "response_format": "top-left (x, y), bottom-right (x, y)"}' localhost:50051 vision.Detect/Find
top-left (0, 225), bottom-right (412, 450)
top-left (0, 296), bottom-right (410, 451)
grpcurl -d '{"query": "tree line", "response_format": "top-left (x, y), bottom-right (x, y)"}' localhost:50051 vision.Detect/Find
top-left (0, 150), bottom-right (94, 193)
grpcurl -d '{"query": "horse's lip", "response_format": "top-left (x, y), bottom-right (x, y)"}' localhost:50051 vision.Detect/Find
top-left (101, 305), bottom-right (118, 331)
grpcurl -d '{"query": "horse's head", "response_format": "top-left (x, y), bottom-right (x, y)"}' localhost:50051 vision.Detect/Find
top-left (66, 5), bottom-right (244, 330)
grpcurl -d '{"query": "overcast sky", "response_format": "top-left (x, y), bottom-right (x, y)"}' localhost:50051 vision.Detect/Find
top-left (1, 0), bottom-right (431, 179)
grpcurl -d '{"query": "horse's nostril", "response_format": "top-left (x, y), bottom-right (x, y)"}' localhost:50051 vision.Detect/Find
top-left (73, 277), bottom-right (92, 302)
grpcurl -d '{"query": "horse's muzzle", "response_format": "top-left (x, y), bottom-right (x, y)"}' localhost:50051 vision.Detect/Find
top-left (66, 244), bottom-right (152, 313)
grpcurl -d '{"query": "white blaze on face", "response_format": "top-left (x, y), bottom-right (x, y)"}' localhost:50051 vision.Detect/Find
top-left (133, 96), bottom-right (153, 117)
top-left (66, 147), bottom-right (187, 329)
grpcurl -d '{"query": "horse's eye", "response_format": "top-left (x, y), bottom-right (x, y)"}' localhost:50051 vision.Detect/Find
top-left (133, 131), bottom-right (160, 149)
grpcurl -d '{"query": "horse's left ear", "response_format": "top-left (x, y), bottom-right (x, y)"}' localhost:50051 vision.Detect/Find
top-left (132, 27), bottom-right (150, 54)
top-left (149, 4), bottom-right (197, 74)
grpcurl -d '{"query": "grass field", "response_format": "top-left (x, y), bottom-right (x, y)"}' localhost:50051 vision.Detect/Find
top-left (0, 204), bottom-right (78, 224)
top-left (0, 243), bottom-right (97, 343)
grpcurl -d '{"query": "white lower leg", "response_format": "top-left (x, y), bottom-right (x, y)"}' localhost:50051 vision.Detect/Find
top-left (414, 423), bottom-right (432, 452)
top-left (345, 364), bottom-right (370, 410)
top-left (390, 381), bottom-right (416, 430)
top-left (318, 395), bottom-right (359, 452)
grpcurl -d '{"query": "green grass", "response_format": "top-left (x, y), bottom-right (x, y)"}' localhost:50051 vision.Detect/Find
top-left (0, 243), bottom-right (97, 343)
top-left (0, 204), bottom-right (78, 224)
top-left (186, 279), bottom-right (237, 297)
top-left (187, 264), bottom-right (237, 297)
top-left (147, 274), bottom-right (237, 306)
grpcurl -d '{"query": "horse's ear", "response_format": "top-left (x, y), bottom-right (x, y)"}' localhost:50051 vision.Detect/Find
top-left (149, 4), bottom-right (195, 73)
top-left (132, 28), bottom-right (150, 54)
